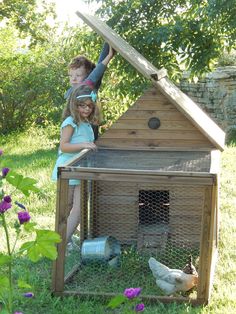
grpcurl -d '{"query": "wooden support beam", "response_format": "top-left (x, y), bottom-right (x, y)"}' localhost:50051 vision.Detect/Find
top-left (197, 186), bottom-right (213, 303)
top-left (52, 177), bottom-right (69, 294)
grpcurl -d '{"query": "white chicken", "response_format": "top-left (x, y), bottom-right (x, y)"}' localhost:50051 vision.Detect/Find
top-left (148, 257), bottom-right (198, 295)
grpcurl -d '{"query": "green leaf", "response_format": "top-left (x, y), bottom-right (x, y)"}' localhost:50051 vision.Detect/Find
top-left (20, 241), bottom-right (42, 262)
top-left (27, 243), bottom-right (42, 262)
top-left (21, 230), bottom-right (61, 262)
top-left (18, 279), bottom-right (32, 289)
top-left (20, 230), bottom-right (61, 262)
top-left (35, 229), bottom-right (61, 260)
top-left (5, 171), bottom-right (22, 186)
top-left (107, 294), bottom-right (127, 309)
top-left (37, 241), bottom-right (58, 260)
top-left (36, 229), bottom-right (61, 243)
top-left (24, 222), bottom-right (37, 232)
top-left (0, 253), bottom-right (11, 266)
top-left (20, 240), bottom-right (35, 253)
top-left (6, 171), bottom-right (40, 196)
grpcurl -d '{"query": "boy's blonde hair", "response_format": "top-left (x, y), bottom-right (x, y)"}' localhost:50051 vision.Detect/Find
top-left (62, 85), bottom-right (100, 125)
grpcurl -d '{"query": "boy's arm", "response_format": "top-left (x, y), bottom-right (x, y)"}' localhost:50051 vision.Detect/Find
top-left (97, 42), bottom-right (109, 64)
top-left (84, 43), bottom-right (115, 90)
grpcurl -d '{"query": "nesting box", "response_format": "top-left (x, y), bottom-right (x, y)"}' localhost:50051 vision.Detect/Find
top-left (52, 11), bottom-right (225, 305)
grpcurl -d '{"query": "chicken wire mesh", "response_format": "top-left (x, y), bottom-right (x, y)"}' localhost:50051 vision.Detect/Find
top-left (64, 179), bottom-right (204, 298)
top-left (73, 149), bottom-right (211, 173)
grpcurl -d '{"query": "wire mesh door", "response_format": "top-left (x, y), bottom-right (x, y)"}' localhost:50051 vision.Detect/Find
top-left (65, 179), bottom-right (204, 299)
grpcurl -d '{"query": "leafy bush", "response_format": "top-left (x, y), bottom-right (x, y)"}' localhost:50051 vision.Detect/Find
top-left (0, 26), bottom-right (67, 134)
top-left (217, 51), bottom-right (236, 67)
top-left (0, 23), bottom-right (149, 134)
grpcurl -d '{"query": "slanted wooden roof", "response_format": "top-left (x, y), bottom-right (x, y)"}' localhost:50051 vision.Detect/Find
top-left (76, 10), bottom-right (225, 151)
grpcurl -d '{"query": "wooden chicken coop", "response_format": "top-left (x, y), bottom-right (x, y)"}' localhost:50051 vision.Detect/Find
top-left (52, 10), bottom-right (225, 305)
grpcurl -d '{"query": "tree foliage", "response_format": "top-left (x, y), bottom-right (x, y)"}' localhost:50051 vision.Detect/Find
top-left (0, 22), bottom-right (123, 133)
top-left (0, 0), bottom-right (56, 45)
top-left (93, 0), bottom-right (236, 79)
top-left (0, 19), bottom-right (140, 134)
top-left (0, 26), bottom-right (67, 133)
top-left (1, 0), bottom-right (235, 134)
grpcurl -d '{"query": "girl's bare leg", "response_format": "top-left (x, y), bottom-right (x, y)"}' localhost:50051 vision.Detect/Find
top-left (66, 185), bottom-right (80, 241)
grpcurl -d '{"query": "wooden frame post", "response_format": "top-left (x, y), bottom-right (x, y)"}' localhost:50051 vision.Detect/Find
top-left (197, 185), bottom-right (214, 304)
top-left (52, 174), bottom-right (69, 295)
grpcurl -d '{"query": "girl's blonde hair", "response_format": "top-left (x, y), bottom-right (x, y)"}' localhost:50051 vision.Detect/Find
top-left (62, 85), bottom-right (100, 125)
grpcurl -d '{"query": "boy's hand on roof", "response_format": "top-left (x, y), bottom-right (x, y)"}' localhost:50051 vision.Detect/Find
top-left (102, 45), bottom-right (116, 66)
top-left (109, 45), bottom-right (116, 59)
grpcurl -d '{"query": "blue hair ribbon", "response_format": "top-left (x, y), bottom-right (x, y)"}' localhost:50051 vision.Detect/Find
top-left (76, 91), bottom-right (97, 102)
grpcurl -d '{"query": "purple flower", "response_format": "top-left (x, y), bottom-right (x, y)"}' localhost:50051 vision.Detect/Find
top-left (23, 292), bottom-right (34, 298)
top-left (18, 211), bottom-right (31, 224)
top-left (14, 312), bottom-right (23, 314)
top-left (2, 167), bottom-right (10, 177)
top-left (4, 195), bottom-right (12, 203)
top-left (124, 288), bottom-right (142, 299)
top-left (0, 199), bottom-right (12, 213)
top-left (135, 303), bottom-right (145, 312)
top-left (0, 149), bottom-right (3, 156)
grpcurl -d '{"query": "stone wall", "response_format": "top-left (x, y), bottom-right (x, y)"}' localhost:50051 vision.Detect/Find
top-left (178, 66), bottom-right (236, 140)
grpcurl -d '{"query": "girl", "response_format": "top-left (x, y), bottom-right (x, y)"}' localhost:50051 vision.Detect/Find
top-left (52, 84), bottom-right (99, 241)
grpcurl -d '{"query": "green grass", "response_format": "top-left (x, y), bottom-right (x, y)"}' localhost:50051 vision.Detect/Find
top-left (0, 126), bottom-right (236, 313)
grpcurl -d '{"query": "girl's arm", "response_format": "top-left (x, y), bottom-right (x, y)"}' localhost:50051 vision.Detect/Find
top-left (60, 125), bottom-right (97, 153)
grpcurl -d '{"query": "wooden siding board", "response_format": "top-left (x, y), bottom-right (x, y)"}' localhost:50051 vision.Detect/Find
top-left (100, 129), bottom-right (208, 140)
top-left (120, 110), bottom-right (187, 120)
top-left (97, 138), bottom-right (214, 149)
top-left (112, 119), bottom-right (200, 131)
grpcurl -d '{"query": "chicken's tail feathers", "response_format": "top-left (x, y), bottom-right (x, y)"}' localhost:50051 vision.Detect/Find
top-left (148, 257), bottom-right (170, 278)
top-left (182, 255), bottom-right (198, 276)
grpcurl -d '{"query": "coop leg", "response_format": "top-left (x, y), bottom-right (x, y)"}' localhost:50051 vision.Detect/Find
top-left (197, 186), bottom-right (213, 304)
top-left (52, 177), bottom-right (69, 295)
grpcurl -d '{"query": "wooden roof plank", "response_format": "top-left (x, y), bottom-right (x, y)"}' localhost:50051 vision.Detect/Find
top-left (76, 10), bottom-right (167, 80)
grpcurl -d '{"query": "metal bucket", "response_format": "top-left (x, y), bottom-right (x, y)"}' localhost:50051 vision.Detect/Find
top-left (81, 236), bottom-right (120, 266)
